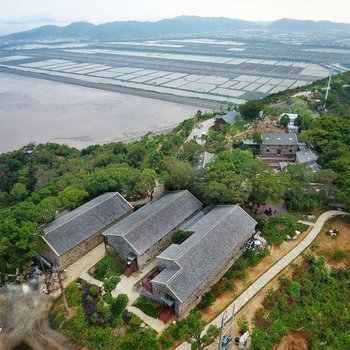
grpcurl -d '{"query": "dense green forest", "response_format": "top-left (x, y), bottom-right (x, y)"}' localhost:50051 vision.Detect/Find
top-left (1, 71), bottom-right (350, 282)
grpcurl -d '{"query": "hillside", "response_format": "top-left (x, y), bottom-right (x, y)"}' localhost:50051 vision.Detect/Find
top-left (269, 18), bottom-right (350, 31)
top-left (2, 16), bottom-right (350, 41)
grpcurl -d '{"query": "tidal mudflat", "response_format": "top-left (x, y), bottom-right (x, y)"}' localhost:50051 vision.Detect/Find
top-left (0, 72), bottom-right (202, 153)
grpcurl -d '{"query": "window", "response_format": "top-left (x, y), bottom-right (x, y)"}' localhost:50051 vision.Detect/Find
top-left (266, 149), bottom-right (270, 152)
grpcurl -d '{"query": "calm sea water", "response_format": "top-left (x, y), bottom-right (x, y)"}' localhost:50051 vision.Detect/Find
top-left (0, 73), bottom-right (202, 153)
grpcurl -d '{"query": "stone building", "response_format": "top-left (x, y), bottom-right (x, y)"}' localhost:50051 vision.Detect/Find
top-left (261, 132), bottom-right (299, 157)
top-left (141, 205), bottom-right (257, 319)
top-left (105, 190), bottom-right (202, 272)
top-left (41, 192), bottom-right (133, 270)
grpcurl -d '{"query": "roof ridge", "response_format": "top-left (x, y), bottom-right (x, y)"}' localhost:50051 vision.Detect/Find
top-left (44, 192), bottom-right (120, 235)
top-left (119, 190), bottom-right (190, 238)
top-left (173, 205), bottom-right (238, 263)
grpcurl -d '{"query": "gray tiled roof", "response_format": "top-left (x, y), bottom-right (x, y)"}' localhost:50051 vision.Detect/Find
top-left (105, 190), bottom-right (202, 255)
top-left (296, 148), bottom-right (318, 164)
top-left (215, 111), bottom-right (239, 124)
top-left (179, 211), bottom-right (205, 232)
top-left (152, 268), bottom-right (179, 284)
top-left (43, 192), bottom-right (133, 256)
top-left (154, 206), bottom-right (257, 302)
top-left (262, 132), bottom-right (298, 146)
top-left (194, 152), bottom-right (214, 171)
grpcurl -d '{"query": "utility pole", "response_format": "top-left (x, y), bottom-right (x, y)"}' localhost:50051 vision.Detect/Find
top-left (218, 304), bottom-right (235, 350)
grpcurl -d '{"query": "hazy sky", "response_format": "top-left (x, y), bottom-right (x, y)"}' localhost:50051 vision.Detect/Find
top-left (0, 0), bottom-right (349, 23)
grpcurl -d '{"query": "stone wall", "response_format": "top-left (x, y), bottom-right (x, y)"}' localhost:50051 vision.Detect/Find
top-left (59, 232), bottom-right (104, 270)
top-left (40, 232), bottom-right (103, 270)
top-left (107, 235), bottom-right (134, 263)
top-left (261, 144), bottom-right (298, 157)
top-left (157, 256), bottom-right (180, 271)
top-left (109, 230), bottom-right (177, 270)
top-left (137, 231), bottom-right (173, 269)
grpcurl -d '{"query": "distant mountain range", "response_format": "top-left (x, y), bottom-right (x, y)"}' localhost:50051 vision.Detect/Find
top-left (1, 16), bottom-right (350, 41)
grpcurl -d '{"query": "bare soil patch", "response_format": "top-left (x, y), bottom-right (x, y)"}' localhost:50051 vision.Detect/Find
top-left (313, 218), bottom-right (350, 267)
top-left (273, 330), bottom-right (308, 350)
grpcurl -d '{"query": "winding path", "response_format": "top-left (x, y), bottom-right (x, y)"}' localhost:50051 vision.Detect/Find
top-left (176, 210), bottom-right (348, 349)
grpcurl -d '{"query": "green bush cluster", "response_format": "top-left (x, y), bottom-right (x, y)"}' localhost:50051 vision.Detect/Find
top-left (251, 256), bottom-right (350, 350)
top-left (132, 295), bottom-right (163, 318)
top-left (93, 250), bottom-right (124, 281)
top-left (259, 213), bottom-right (308, 245)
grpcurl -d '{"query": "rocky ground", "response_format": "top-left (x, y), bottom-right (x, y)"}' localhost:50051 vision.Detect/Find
top-left (0, 285), bottom-right (77, 350)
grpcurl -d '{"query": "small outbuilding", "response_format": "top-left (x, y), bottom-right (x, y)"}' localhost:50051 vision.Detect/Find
top-left (214, 111), bottom-right (239, 130)
top-left (41, 192), bottom-right (133, 270)
top-left (296, 148), bottom-right (320, 172)
top-left (194, 151), bottom-right (214, 171)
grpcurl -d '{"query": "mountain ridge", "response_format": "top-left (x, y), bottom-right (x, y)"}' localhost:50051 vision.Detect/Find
top-left (1, 16), bottom-right (350, 41)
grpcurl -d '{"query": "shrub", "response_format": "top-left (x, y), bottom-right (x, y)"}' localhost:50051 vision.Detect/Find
top-left (235, 270), bottom-right (249, 281)
top-left (93, 250), bottom-right (124, 281)
top-left (128, 313), bottom-right (142, 328)
top-left (111, 294), bottom-right (129, 316)
top-left (245, 250), bottom-right (260, 267)
top-left (90, 312), bottom-right (99, 325)
top-left (238, 315), bottom-right (250, 334)
top-left (159, 332), bottom-right (175, 348)
top-left (86, 295), bottom-right (94, 304)
top-left (103, 275), bottom-right (121, 296)
top-left (232, 257), bottom-right (247, 271)
top-left (132, 296), bottom-right (163, 318)
top-left (226, 283), bottom-right (236, 292)
top-left (211, 280), bottom-right (227, 297)
top-left (172, 230), bottom-right (191, 244)
top-left (333, 249), bottom-right (348, 261)
top-left (90, 285), bottom-right (100, 297)
top-left (199, 292), bottom-right (216, 309)
top-left (65, 280), bottom-right (82, 307)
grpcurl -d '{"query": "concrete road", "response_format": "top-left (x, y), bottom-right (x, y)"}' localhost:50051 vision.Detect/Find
top-left (187, 118), bottom-right (214, 145)
top-left (176, 210), bottom-right (348, 350)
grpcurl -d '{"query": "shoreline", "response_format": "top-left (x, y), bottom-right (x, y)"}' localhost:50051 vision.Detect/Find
top-left (0, 67), bottom-right (223, 110)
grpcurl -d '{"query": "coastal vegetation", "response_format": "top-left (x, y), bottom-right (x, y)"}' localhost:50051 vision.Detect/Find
top-left (1, 68), bottom-right (350, 350)
top-left (2, 72), bottom-right (350, 281)
top-left (251, 256), bottom-right (350, 350)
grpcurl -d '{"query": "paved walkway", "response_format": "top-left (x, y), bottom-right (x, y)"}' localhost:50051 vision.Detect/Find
top-left (187, 118), bottom-right (214, 145)
top-left (111, 260), bottom-right (157, 303)
top-left (128, 305), bottom-right (166, 332)
top-left (80, 271), bottom-right (103, 287)
top-left (62, 243), bottom-right (106, 287)
top-left (109, 260), bottom-right (168, 332)
top-left (176, 210), bottom-right (348, 350)
top-left (298, 220), bottom-right (315, 226)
